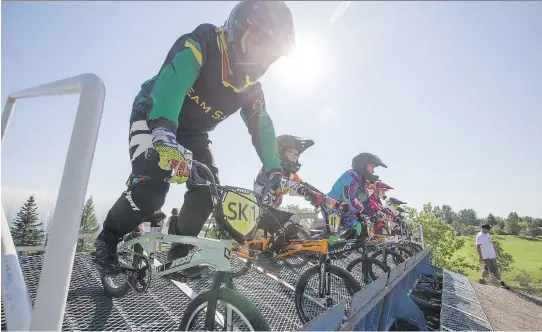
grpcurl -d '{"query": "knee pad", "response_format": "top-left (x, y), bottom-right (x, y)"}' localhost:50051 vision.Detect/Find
top-left (128, 179), bottom-right (169, 213)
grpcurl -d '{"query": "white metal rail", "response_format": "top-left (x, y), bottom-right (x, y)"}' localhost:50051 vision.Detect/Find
top-left (1, 73), bottom-right (105, 331)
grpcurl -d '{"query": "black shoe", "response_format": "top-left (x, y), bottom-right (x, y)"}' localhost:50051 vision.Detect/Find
top-left (499, 281), bottom-right (510, 290)
top-left (93, 229), bottom-right (122, 275)
top-left (167, 245), bottom-right (209, 278)
top-left (479, 278), bottom-right (487, 284)
top-left (255, 250), bottom-right (282, 273)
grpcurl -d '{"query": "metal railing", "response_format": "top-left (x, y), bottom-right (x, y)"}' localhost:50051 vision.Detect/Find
top-left (1, 74), bottom-right (105, 331)
top-left (299, 249), bottom-right (437, 331)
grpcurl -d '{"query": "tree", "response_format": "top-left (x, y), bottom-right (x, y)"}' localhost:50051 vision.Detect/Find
top-left (441, 205), bottom-right (457, 224)
top-left (10, 195), bottom-right (44, 246)
top-left (486, 213), bottom-right (497, 226)
top-left (451, 220), bottom-right (465, 235)
top-left (78, 196), bottom-right (100, 251)
top-left (495, 216), bottom-right (506, 229)
top-left (281, 204), bottom-right (317, 230)
top-left (521, 217), bottom-right (541, 238)
top-left (462, 225), bottom-right (476, 235)
top-left (505, 212), bottom-right (521, 235)
top-left (408, 203), bottom-right (476, 273)
top-left (492, 236), bottom-right (515, 273)
top-left (458, 209), bottom-right (478, 226)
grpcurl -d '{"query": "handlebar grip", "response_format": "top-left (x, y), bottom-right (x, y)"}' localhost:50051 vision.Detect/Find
top-left (189, 161), bottom-right (216, 186)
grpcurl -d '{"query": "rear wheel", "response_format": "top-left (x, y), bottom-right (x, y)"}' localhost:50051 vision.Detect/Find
top-left (179, 287), bottom-right (269, 331)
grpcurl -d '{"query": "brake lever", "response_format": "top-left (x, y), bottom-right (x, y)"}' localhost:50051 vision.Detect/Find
top-left (164, 161), bottom-right (182, 183)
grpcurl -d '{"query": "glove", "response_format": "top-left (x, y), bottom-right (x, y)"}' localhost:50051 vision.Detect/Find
top-left (340, 203), bottom-right (350, 213)
top-left (151, 127), bottom-right (193, 184)
top-left (298, 186), bottom-right (323, 207)
top-left (254, 169), bottom-right (284, 206)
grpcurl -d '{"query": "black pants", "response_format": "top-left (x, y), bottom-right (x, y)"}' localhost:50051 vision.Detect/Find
top-left (103, 109), bottom-right (219, 251)
top-left (258, 208), bottom-right (294, 234)
top-left (257, 208), bottom-right (302, 249)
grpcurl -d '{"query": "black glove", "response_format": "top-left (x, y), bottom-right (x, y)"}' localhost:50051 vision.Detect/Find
top-left (254, 168), bottom-right (283, 196)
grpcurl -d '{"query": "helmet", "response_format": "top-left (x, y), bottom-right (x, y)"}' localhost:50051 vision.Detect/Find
top-left (224, 1), bottom-right (295, 79)
top-left (352, 152), bottom-right (387, 183)
top-left (171, 208), bottom-right (179, 215)
top-left (277, 135), bottom-right (314, 173)
top-left (374, 181), bottom-right (394, 199)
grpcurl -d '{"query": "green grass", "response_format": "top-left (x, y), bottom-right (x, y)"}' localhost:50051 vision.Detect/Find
top-left (453, 235), bottom-right (542, 295)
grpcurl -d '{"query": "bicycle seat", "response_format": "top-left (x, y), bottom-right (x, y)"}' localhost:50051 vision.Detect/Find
top-left (389, 197), bottom-right (407, 205)
top-left (147, 211), bottom-right (167, 227)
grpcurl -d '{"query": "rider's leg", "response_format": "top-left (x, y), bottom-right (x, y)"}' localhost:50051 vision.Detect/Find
top-left (94, 110), bottom-right (170, 272)
top-left (255, 209), bottom-right (302, 271)
top-left (167, 134), bottom-right (219, 268)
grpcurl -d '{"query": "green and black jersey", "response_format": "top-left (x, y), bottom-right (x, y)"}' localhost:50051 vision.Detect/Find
top-left (132, 23), bottom-right (281, 172)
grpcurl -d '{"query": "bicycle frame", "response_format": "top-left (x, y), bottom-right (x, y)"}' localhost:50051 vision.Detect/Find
top-left (118, 228), bottom-right (233, 277)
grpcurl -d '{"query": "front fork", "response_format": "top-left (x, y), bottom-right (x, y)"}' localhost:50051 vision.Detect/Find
top-left (204, 271), bottom-right (235, 330)
top-left (317, 255), bottom-right (332, 305)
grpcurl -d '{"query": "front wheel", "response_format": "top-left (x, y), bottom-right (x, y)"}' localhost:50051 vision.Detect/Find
top-left (295, 264), bottom-right (361, 325)
top-left (179, 287), bottom-right (269, 331)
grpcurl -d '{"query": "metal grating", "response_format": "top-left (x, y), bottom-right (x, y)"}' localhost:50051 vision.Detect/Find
top-left (2, 252), bottom-right (330, 331)
top-left (440, 270), bottom-right (492, 331)
top-left (1, 247), bottom-right (401, 331)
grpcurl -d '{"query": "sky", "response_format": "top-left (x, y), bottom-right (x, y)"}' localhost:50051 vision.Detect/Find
top-left (2, 1), bottom-right (542, 230)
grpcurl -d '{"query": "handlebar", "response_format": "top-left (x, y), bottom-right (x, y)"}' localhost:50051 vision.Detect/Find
top-left (188, 161), bottom-right (216, 186)
top-left (279, 176), bottom-right (349, 212)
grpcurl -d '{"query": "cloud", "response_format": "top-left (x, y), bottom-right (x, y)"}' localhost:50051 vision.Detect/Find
top-left (329, 1), bottom-right (352, 24)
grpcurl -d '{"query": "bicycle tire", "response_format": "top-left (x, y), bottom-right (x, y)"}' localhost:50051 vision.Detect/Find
top-left (405, 242), bottom-right (423, 253)
top-left (99, 271), bottom-right (131, 298)
top-left (345, 255), bottom-right (390, 282)
top-left (99, 242), bottom-right (139, 298)
top-left (396, 245), bottom-right (414, 259)
top-left (294, 264), bottom-right (361, 325)
top-left (369, 247), bottom-right (406, 267)
top-left (179, 287), bottom-right (269, 331)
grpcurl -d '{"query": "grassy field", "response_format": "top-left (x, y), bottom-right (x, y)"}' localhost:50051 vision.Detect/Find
top-left (453, 235), bottom-right (542, 295)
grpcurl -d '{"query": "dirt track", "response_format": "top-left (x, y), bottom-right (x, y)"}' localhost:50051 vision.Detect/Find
top-left (472, 281), bottom-right (542, 331)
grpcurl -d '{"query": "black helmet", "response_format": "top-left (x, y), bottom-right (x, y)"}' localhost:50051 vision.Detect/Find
top-left (352, 153), bottom-right (387, 183)
top-left (224, 1), bottom-right (295, 79)
top-left (277, 135), bottom-right (314, 173)
top-left (171, 208), bottom-right (179, 215)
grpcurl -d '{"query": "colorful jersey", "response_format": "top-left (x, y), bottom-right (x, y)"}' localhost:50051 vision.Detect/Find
top-left (259, 169), bottom-right (303, 208)
top-left (133, 24), bottom-right (281, 171)
top-left (327, 170), bottom-right (367, 228)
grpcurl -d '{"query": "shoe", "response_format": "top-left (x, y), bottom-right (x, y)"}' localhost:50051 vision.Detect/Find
top-left (93, 229), bottom-right (122, 275)
top-left (479, 278), bottom-right (487, 284)
top-left (254, 250), bottom-right (282, 273)
top-left (167, 244), bottom-right (209, 278)
top-left (499, 281), bottom-right (510, 290)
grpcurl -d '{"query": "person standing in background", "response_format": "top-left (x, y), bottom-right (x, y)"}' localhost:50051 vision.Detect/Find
top-left (167, 208), bottom-right (180, 235)
top-left (476, 224), bottom-right (510, 289)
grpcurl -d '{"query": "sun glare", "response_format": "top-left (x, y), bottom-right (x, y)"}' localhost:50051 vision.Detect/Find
top-left (276, 39), bottom-right (323, 86)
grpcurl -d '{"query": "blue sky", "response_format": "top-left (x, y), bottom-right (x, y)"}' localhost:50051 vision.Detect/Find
top-left (2, 1), bottom-right (542, 227)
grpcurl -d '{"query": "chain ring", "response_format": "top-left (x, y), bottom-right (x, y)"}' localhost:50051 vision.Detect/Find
top-left (128, 255), bottom-right (152, 293)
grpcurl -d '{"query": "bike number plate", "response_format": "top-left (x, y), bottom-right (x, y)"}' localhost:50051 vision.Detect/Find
top-left (222, 190), bottom-right (260, 236)
top-left (327, 213), bottom-right (341, 233)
